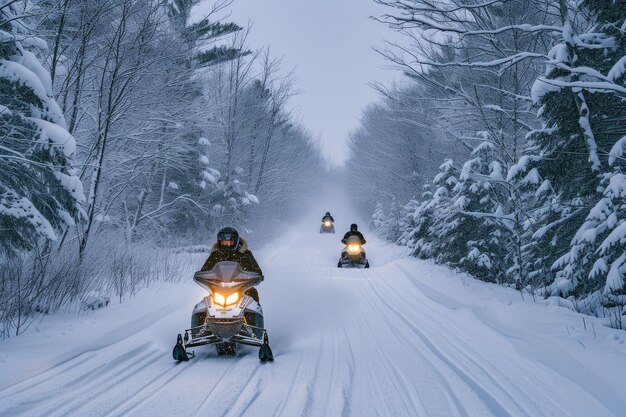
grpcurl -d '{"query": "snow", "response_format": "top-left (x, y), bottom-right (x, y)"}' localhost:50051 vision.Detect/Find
top-left (522, 167), bottom-right (541, 185)
top-left (0, 59), bottom-right (65, 127)
top-left (245, 192), bottom-right (259, 204)
top-left (536, 179), bottom-right (553, 197)
top-left (15, 47), bottom-right (53, 97)
top-left (604, 253), bottom-right (626, 295)
top-left (1, 190), bottom-right (625, 416)
top-left (28, 117), bottom-right (76, 157)
top-left (607, 56), bottom-right (626, 82)
top-left (0, 191), bottom-right (56, 240)
top-left (53, 171), bottom-right (85, 203)
top-left (608, 136), bottom-right (626, 166)
top-left (531, 76), bottom-right (562, 104)
top-left (202, 170), bottom-right (217, 184)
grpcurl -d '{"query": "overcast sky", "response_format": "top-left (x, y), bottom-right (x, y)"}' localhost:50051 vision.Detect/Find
top-left (196, 0), bottom-right (400, 167)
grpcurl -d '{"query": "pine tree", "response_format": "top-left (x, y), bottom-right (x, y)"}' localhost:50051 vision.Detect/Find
top-left (370, 202), bottom-right (385, 233)
top-left (425, 159), bottom-right (461, 262)
top-left (447, 139), bottom-right (509, 282)
top-left (0, 1), bottom-right (84, 254)
top-left (518, 0), bottom-right (626, 299)
top-left (399, 190), bottom-right (434, 259)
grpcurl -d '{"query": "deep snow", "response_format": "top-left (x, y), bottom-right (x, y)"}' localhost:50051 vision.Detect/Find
top-left (1, 193), bottom-right (626, 417)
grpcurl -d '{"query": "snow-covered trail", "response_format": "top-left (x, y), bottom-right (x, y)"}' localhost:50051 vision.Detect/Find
top-left (1, 191), bottom-right (626, 417)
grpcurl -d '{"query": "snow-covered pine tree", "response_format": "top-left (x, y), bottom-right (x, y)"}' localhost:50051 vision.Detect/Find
top-left (0, 1), bottom-right (84, 254)
top-left (545, 0), bottom-right (626, 317)
top-left (446, 139), bottom-right (509, 282)
top-left (516, 0), bottom-right (626, 299)
top-left (424, 159), bottom-right (461, 263)
top-left (397, 190), bottom-right (434, 258)
top-left (370, 202), bottom-right (385, 233)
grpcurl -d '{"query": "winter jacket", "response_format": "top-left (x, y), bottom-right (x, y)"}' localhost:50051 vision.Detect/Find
top-left (322, 215), bottom-right (334, 222)
top-left (200, 238), bottom-right (263, 277)
top-left (341, 231), bottom-right (366, 245)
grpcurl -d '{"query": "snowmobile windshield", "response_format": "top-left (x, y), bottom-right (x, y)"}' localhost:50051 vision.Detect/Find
top-left (193, 261), bottom-right (262, 292)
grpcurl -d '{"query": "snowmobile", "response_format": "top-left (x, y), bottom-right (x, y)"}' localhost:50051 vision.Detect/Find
top-left (172, 261), bottom-right (273, 362)
top-left (337, 235), bottom-right (369, 268)
top-left (320, 218), bottom-right (335, 234)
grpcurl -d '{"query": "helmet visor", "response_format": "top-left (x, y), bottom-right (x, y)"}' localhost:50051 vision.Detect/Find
top-left (218, 239), bottom-right (236, 248)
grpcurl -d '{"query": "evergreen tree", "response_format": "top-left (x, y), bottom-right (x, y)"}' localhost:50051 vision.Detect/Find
top-left (517, 0), bottom-right (626, 297)
top-left (447, 140), bottom-right (509, 282)
top-left (398, 190), bottom-right (435, 259)
top-left (0, 1), bottom-right (84, 254)
top-left (425, 159), bottom-right (461, 262)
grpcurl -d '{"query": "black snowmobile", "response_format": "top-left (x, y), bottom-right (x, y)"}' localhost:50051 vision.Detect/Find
top-left (337, 235), bottom-right (369, 268)
top-left (320, 218), bottom-right (335, 234)
top-left (172, 261), bottom-right (273, 362)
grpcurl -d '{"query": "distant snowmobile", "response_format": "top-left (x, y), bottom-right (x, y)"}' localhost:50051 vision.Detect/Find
top-left (172, 261), bottom-right (273, 362)
top-left (320, 218), bottom-right (335, 233)
top-left (337, 235), bottom-right (369, 268)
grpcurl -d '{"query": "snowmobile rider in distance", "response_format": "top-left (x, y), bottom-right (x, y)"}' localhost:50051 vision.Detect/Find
top-left (322, 212), bottom-right (334, 222)
top-left (200, 227), bottom-right (262, 303)
top-left (342, 223), bottom-right (366, 245)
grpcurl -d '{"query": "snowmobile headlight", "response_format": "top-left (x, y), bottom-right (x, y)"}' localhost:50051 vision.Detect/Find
top-left (213, 291), bottom-right (240, 307)
top-left (324, 220), bottom-right (331, 227)
top-left (347, 244), bottom-right (361, 255)
top-left (213, 292), bottom-right (226, 306)
top-left (226, 292), bottom-right (240, 305)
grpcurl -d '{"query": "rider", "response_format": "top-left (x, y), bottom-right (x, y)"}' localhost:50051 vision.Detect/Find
top-left (322, 211), bottom-right (334, 222)
top-left (200, 227), bottom-right (263, 303)
top-left (341, 223), bottom-right (366, 245)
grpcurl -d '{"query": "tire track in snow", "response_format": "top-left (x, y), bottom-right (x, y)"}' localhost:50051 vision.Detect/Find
top-left (189, 358), bottom-right (241, 417)
top-left (364, 271), bottom-right (522, 417)
top-left (47, 348), bottom-right (163, 417)
top-left (339, 326), bottom-right (355, 417)
top-left (370, 265), bottom-right (595, 417)
top-left (0, 352), bottom-right (96, 399)
top-left (102, 350), bottom-right (216, 417)
top-left (220, 364), bottom-right (265, 417)
top-left (268, 351), bottom-right (308, 417)
top-left (389, 263), bottom-right (619, 417)
top-left (0, 344), bottom-right (158, 417)
top-left (350, 274), bottom-right (465, 417)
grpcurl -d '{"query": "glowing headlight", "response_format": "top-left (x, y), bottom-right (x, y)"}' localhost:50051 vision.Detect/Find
top-left (324, 221), bottom-right (331, 227)
top-left (213, 291), bottom-right (239, 307)
top-left (347, 244), bottom-right (361, 255)
top-left (226, 292), bottom-right (239, 305)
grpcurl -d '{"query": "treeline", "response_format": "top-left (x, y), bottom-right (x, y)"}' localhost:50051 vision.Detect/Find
top-left (0, 0), bottom-right (320, 336)
top-left (349, 0), bottom-right (626, 327)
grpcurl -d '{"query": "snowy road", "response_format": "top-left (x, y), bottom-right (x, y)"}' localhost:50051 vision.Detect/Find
top-left (2, 197), bottom-right (626, 417)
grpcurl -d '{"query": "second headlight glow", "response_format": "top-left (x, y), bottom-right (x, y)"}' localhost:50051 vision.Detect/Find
top-left (226, 292), bottom-right (239, 305)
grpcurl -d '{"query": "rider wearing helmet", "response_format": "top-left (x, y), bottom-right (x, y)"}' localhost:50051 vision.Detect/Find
top-left (200, 227), bottom-right (262, 302)
top-left (341, 223), bottom-right (366, 245)
top-left (322, 212), bottom-right (334, 222)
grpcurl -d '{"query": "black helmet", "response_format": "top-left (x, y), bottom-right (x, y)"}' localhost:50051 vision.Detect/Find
top-left (350, 223), bottom-right (358, 232)
top-left (217, 227), bottom-right (240, 250)
top-left (325, 212), bottom-right (330, 216)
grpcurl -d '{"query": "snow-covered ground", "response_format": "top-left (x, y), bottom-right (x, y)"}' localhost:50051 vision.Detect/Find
top-left (1, 193), bottom-right (626, 417)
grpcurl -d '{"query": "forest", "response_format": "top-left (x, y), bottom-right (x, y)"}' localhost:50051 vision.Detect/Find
top-left (2, 0), bottom-right (626, 337)
top-left (0, 0), bottom-right (321, 336)
top-left (349, 0), bottom-right (626, 328)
